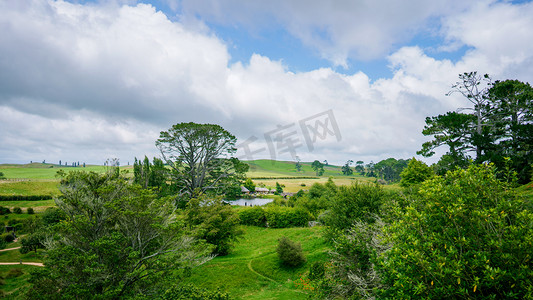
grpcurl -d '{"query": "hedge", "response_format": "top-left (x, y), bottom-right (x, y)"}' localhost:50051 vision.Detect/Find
top-left (0, 195), bottom-right (53, 201)
top-left (239, 206), bottom-right (311, 228)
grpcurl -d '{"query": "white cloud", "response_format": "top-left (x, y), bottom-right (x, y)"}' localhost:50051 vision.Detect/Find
top-left (177, 0), bottom-right (470, 66)
top-left (1, 0), bottom-right (533, 166)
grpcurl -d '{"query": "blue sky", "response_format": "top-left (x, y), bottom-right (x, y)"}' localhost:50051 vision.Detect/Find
top-left (1, 0), bottom-right (533, 165)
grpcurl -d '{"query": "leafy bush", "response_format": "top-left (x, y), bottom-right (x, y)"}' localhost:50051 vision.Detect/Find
top-left (2, 233), bottom-right (15, 243)
top-left (0, 206), bottom-right (10, 215)
top-left (20, 233), bottom-right (44, 254)
top-left (321, 183), bottom-right (388, 238)
top-left (27, 207), bottom-right (34, 214)
top-left (277, 236), bottom-right (306, 267)
top-left (186, 196), bottom-right (243, 256)
top-left (238, 206), bottom-right (266, 227)
top-left (13, 207), bottom-right (22, 214)
top-left (377, 164), bottom-right (533, 299)
top-left (265, 207), bottom-right (310, 228)
top-left (160, 284), bottom-right (230, 299)
top-left (399, 158), bottom-right (434, 187)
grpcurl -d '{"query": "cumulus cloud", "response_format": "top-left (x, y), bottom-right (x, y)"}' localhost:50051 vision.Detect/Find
top-left (1, 0), bottom-right (532, 165)
top-left (176, 0), bottom-right (471, 66)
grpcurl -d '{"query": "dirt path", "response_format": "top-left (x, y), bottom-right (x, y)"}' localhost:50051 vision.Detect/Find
top-left (0, 262), bottom-right (44, 266)
top-left (0, 246), bottom-right (21, 252)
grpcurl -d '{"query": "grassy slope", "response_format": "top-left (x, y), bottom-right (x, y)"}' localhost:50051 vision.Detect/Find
top-left (182, 225), bottom-right (327, 299)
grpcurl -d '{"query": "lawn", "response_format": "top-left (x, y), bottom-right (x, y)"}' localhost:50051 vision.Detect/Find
top-left (182, 225), bottom-right (328, 299)
top-left (0, 265), bottom-right (41, 299)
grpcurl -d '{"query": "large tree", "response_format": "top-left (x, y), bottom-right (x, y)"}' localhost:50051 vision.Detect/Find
top-left (311, 160), bottom-right (325, 176)
top-left (488, 79), bottom-right (533, 182)
top-left (28, 170), bottom-right (209, 299)
top-left (156, 122), bottom-right (247, 199)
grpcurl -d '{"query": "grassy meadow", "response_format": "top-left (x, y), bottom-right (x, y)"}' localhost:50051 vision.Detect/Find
top-left (181, 225), bottom-right (327, 299)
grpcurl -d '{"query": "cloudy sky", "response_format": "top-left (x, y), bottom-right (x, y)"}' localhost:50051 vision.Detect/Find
top-left (1, 0), bottom-right (533, 166)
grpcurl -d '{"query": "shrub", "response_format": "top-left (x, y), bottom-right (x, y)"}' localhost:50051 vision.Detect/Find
top-left (321, 182), bottom-right (387, 237)
top-left (277, 236), bottom-right (306, 267)
top-left (265, 207), bottom-right (310, 228)
top-left (27, 207), bottom-right (34, 214)
top-left (377, 164), bottom-right (533, 299)
top-left (2, 233), bottom-right (15, 243)
top-left (238, 206), bottom-right (266, 227)
top-left (186, 197), bottom-right (243, 256)
top-left (0, 206), bottom-right (10, 215)
top-left (399, 158), bottom-right (434, 187)
top-left (13, 207), bottom-right (22, 214)
top-left (0, 239), bottom-right (7, 250)
top-left (161, 284), bottom-right (230, 299)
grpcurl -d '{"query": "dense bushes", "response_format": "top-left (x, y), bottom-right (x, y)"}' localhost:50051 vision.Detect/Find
top-left (238, 206), bottom-right (310, 228)
top-left (13, 207), bottom-right (22, 214)
top-left (323, 164), bottom-right (533, 299)
top-left (0, 206), bottom-right (10, 215)
top-left (277, 236), bottom-right (306, 267)
top-left (238, 206), bottom-right (266, 227)
top-left (265, 207), bottom-right (310, 228)
top-left (377, 164), bottom-right (533, 299)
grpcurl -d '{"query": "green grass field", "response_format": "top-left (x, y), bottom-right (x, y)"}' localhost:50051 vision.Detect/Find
top-left (182, 225), bottom-right (327, 299)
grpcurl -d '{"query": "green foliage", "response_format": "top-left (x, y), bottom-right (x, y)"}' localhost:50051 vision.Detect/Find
top-left (341, 160), bottom-right (353, 176)
top-left (6, 268), bottom-right (23, 279)
top-left (420, 73), bottom-right (533, 183)
top-left (311, 160), bottom-right (325, 176)
top-left (321, 182), bottom-right (387, 236)
top-left (400, 158), bottom-right (434, 187)
top-left (277, 236), bottom-right (306, 267)
top-left (0, 206), bottom-right (11, 215)
top-left (243, 177), bottom-right (255, 193)
top-left (133, 156), bottom-right (174, 195)
top-left (28, 170), bottom-right (209, 299)
top-left (186, 196), bottom-right (243, 256)
top-left (160, 284), bottom-right (230, 299)
top-left (308, 261), bottom-right (326, 281)
top-left (13, 207), bottom-right (22, 214)
top-left (26, 207), bottom-right (34, 214)
top-left (321, 220), bottom-right (387, 299)
top-left (0, 171), bottom-right (5, 179)
top-left (40, 207), bottom-right (66, 227)
top-left (2, 233), bottom-right (15, 243)
top-left (275, 181), bottom-right (284, 194)
top-left (377, 164), bottom-right (533, 299)
top-left (0, 194), bottom-right (53, 201)
top-left (373, 158), bottom-right (408, 183)
top-left (19, 233), bottom-right (44, 254)
top-left (265, 206), bottom-right (310, 228)
top-left (238, 206), bottom-right (267, 227)
top-left (156, 122), bottom-right (245, 199)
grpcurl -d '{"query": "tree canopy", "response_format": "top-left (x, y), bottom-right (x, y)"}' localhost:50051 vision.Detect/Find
top-left (156, 122), bottom-right (248, 199)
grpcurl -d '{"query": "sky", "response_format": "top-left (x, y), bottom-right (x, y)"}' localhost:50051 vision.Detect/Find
top-left (1, 0), bottom-right (533, 166)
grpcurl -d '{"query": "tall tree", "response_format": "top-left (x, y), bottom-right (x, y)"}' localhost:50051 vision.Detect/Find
top-left (28, 170), bottom-right (209, 299)
top-left (311, 160), bottom-right (325, 176)
top-left (156, 122), bottom-right (246, 199)
top-left (488, 79), bottom-right (533, 182)
top-left (447, 72), bottom-right (493, 160)
top-left (342, 160), bottom-right (353, 176)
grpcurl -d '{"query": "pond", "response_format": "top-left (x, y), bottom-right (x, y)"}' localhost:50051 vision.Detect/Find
top-left (225, 198), bottom-right (274, 206)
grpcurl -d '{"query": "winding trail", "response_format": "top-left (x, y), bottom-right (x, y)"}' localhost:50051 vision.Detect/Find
top-left (0, 246), bottom-right (21, 252)
top-left (0, 262), bottom-right (44, 267)
top-left (0, 245), bottom-right (44, 266)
